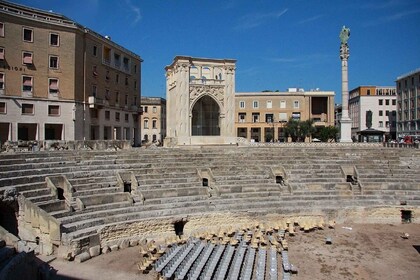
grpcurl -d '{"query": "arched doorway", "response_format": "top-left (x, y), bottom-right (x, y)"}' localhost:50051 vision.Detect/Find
top-left (192, 95), bottom-right (220, 136)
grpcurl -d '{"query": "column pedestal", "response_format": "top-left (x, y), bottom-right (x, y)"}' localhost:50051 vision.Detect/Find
top-left (340, 117), bottom-right (353, 142)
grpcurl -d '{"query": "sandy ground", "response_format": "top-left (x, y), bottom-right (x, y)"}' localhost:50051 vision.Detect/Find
top-left (47, 223), bottom-right (420, 280)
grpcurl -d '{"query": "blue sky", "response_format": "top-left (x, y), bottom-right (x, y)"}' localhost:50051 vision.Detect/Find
top-left (13, 0), bottom-right (420, 103)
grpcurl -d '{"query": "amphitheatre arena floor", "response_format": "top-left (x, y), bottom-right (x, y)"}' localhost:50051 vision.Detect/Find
top-left (48, 223), bottom-right (420, 280)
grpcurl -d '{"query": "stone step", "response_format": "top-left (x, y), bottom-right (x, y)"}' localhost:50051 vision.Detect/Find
top-left (218, 185), bottom-right (281, 193)
top-left (72, 187), bottom-right (121, 197)
top-left (30, 194), bottom-right (57, 204)
top-left (141, 187), bottom-right (208, 199)
top-left (20, 188), bottom-right (51, 199)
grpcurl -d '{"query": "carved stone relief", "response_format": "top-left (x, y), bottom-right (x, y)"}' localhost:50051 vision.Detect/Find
top-left (189, 85), bottom-right (225, 108)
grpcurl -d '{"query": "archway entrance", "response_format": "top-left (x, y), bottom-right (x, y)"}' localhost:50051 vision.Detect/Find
top-left (192, 95), bottom-right (220, 136)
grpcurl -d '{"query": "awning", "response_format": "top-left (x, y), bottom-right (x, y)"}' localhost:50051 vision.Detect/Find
top-left (23, 78), bottom-right (32, 86)
top-left (23, 54), bottom-right (33, 64)
top-left (49, 80), bottom-right (58, 90)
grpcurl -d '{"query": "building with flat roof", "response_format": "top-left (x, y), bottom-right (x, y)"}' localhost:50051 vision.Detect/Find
top-left (349, 86), bottom-right (397, 142)
top-left (140, 97), bottom-right (166, 144)
top-left (0, 1), bottom-right (142, 145)
top-left (396, 69), bottom-right (420, 139)
top-left (235, 89), bottom-right (335, 142)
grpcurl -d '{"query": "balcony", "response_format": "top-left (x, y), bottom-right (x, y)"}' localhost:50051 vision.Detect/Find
top-left (88, 96), bottom-right (104, 108)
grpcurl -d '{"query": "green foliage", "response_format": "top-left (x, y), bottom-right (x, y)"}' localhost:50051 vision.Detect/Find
top-left (317, 126), bottom-right (339, 142)
top-left (283, 118), bottom-right (315, 142)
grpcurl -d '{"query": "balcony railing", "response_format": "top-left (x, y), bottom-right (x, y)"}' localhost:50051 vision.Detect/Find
top-left (88, 96), bottom-right (104, 108)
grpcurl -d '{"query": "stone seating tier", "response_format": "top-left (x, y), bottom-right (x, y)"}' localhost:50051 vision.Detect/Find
top-left (1, 146), bottom-right (420, 256)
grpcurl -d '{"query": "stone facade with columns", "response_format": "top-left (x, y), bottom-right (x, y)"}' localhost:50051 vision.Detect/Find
top-left (164, 56), bottom-right (237, 146)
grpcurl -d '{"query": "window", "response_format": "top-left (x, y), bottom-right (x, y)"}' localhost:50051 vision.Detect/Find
top-left (238, 113), bottom-right (246, 122)
top-left (265, 114), bottom-right (274, 123)
top-left (106, 71), bottom-right (110, 81)
top-left (386, 110), bottom-right (389, 116)
top-left (379, 121), bottom-right (383, 127)
top-left (115, 92), bottom-right (120, 104)
top-left (125, 94), bottom-right (128, 105)
top-left (144, 119), bottom-right (149, 129)
top-left (49, 55), bottom-right (59, 69)
top-left (134, 64), bottom-right (137, 74)
top-left (48, 105), bottom-right (60, 116)
top-left (152, 119), bottom-right (157, 129)
top-left (379, 110), bottom-right (383, 116)
top-left (392, 99), bottom-right (396, 106)
top-left (92, 85), bottom-right (97, 97)
top-left (0, 72), bottom-right (4, 89)
top-left (239, 101), bottom-right (245, 109)
top-left (379, 99), bottom-right (383, 105)
top-left (105, 110), bottom-right (110, 120)
top-left (123, 57), bottom-right (129, 71)
top-left (0, 48), bottom-right (4, 60)
top-left (21, 103), bottom-right (34, 114)
top-left (22, 52), bottom-right (33, 64)
top-left (144, 106), bottom-right (148, 113)
top-left (386, 121), bottom-right (389, 128)
top-left (280, 100), bottom-right (286, 109)
top-left (93, 45), bottom-right (97, 56)
top-left (92, 65), bottom-right (98, 77)
top-left (367, 89), bottom-right (371, 95)
top-left (253, 101), bottom-right (259, 108)
top-left (23, 28), bottom-right (33, 42)
top-left (125, 76), bottom-right (129, 86)
top-left (252, 113), bottom-right (260, 123)
top-left (48, 78), bottom-right (59, 94)
top-left (266, 100), bottom-right (272, 109)
top-left (115, 112), bottom-right (120, 121)
top-left (105, 89), bottom-right (110, 100)
top-left (0, 102), bottom-right (5, 113)
top-left (116, 74), bottom-right (119, 83)
top-left (0, 22), bottom-right (4, 37)
top-left (114, 53), bottom-right (121, 68)
top-left (292, 112), bottom-right (301, 120)
top-left (385, 99), bottom-right (389, 106)
top-left (293, 100), bottom-right (299, 109)
top-left (152, 135), bottom-right (157, 142)
top-left (125, 113), bottom-right (129, 122)
top-left (22, 76), bottom-right (33, 92)
top-left (279, 112), bottom-right (288, 122)
top-left (134, 80), bottom-right (137, 89)
top-left (50, 33), bottom-right (59, 46)
top-left (152, 106), bottom-right (157, 113)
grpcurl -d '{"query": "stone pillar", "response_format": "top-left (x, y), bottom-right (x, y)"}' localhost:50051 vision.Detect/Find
top-left (339, 26), bottom-right (352, 142)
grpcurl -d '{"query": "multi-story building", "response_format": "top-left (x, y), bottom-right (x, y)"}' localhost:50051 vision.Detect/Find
top-left (349, 86), bottom-right (397, 141)
top-left (140, 97), bottom-right (166, 144)
top-left (396, 69), bottom-right (420, 139)
top-left (235, 88), bottom-right (335, 142)
top-left (0, 1), bottom-right (142, 145)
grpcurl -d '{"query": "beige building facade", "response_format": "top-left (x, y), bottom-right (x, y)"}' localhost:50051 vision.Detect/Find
top-left (235, 89), bottom-right (335, 142)
top-left (165, 56), bottom-right (237, 146)
top-left (0, 1), bottom-right (142, 145)
top-left (140, 97), bottom-right (166, 144)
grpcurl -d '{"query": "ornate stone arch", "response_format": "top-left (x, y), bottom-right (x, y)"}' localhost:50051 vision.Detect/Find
top-left (190, 94), bottom-right (221, 136)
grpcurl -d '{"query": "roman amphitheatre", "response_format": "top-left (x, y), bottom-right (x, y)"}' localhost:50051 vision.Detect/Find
top-left (0, 141), bottom-right (419, 279)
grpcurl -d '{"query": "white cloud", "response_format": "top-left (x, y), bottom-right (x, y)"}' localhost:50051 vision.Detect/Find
top-left (234, 9), bottom-right (288, 31)
top-left (298, 15), bottom-right (323, 25)
top-left (364, 9), bottom-right (420, 26)
top-left (125, 0), bottom-right (142, 25)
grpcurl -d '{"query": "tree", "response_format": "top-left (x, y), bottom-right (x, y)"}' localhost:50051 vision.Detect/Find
top-left (317, 126), bottom-right (339, 142)
top-left (283, 119), bottom-right (315, 142)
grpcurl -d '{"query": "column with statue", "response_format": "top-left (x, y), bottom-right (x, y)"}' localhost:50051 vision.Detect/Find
top-left (339, 26), bottom-right (353, 142)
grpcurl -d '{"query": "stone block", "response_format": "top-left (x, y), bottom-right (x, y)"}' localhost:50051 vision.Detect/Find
top-left (89, 245), bottom-right (100, 257)
top-left (101, 246), bottom-right (111, 254)
top-left (110, 244), bottom-right (119, 252)
top-left (119, 239), bottom-right (130, 249)
top-left (129, 240), bottom-right (139, 247)
top-left (74, 252), bottom-right (91, 263)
